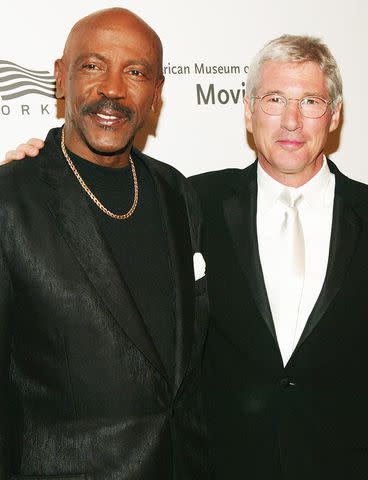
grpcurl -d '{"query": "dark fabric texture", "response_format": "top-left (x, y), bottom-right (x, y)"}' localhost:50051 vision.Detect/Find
top-left (0, 128), bottom-right (210, 480)
top-left (69, 150), bottom-right (174, 383)
top-left (190, 160), bottom-right (368, 480)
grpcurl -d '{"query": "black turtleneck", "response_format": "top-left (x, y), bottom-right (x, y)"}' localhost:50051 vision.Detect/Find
top-left (67, 150), bottom-right (174, 384)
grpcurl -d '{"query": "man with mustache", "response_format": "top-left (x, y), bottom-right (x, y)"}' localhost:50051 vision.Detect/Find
top-left (0, 7), bottom-right (208, 480)
top-left (9, 34), bottom-right (368, 479)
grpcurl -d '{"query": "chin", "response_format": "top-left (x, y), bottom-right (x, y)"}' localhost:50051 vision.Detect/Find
top-left (273, 154), bottom-right (306, 171)
top-left (86, 133), bottom-right (133, 155)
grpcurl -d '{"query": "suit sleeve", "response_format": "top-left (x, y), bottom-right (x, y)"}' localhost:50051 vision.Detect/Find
top-left (0, 246), bottom-right (13, 478)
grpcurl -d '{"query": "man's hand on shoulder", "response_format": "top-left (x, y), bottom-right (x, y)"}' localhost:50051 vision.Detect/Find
top-left (2, 138), bottom-right (44, 164)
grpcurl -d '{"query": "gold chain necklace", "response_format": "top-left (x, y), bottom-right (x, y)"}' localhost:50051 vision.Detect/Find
top-left (60, 127), bottom-right (139, 220)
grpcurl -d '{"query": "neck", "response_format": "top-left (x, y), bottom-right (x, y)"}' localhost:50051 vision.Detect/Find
top-left (258, 156), bottom-right (324, 188)
top-left (78, 151), bottom-right (131, 169)
top-left (62, 126), bottom-right (132, 168)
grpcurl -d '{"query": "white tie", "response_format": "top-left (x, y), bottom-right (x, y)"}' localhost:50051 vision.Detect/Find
top-left (276, 188), bottom-right (305, 365)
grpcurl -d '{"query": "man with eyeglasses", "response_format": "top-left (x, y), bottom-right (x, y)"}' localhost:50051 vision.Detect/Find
top-left (191, 35), bottom-right (368, 480)
top-left (5, 34), bottom-right (368, 479)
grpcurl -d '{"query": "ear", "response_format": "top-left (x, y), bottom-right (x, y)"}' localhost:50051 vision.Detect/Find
top-left (151, 76), bottom-right (165, 114)
top-left (329, 101), bottom-right (342, 133)
top-left (244, 96), bottom-right (254, 134)
top-left (54, 59), bottom-right (66, 99)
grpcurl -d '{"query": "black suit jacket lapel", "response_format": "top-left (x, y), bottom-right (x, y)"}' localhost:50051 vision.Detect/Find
top-left (39, 131), bottom-right (166, 378)
top-left (294, 166), bottom-right (361, 352)
top-left (139, 151), bottom-right (196, 394)
top-left (223, 163), bottom-right (277, 343)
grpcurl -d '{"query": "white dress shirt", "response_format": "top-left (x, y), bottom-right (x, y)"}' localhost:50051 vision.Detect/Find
top-left (256, 158), bottom-right (335, 365)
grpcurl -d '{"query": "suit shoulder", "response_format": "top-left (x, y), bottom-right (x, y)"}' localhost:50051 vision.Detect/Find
top-left (335, 168), bottom-right (368, 198)
top-left (0, 155), bottom-right (37, 176)
top-left (189, 165), bottom-right (253, 199)
top-left (190, 167), bottom-right (242, 186)
top-left (133, 148), bottom-right (188, 185)
top-left (0, 156), bottom-right (40, 194)
top-left (346, 177), bottom-right (368, 195)
top-left (340, 174), bottom-right (368, 212)
top-left (133, 148), bottom-right (202, 209)
top-left (0, 128), bottom-right (57, 194)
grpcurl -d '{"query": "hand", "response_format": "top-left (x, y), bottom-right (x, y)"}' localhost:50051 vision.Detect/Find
top-left (2, 138), bottom-right (44, 164)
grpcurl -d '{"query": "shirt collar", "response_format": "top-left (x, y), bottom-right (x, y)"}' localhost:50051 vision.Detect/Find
top-left (257, 156), bottom-right (334, 212)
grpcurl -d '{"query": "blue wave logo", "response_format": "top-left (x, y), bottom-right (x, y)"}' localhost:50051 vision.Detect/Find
top-left (0, 60), bottom-right (56, 100)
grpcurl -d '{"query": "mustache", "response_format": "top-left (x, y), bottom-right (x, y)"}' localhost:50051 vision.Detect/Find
top-left (81, 99), bottom-right (134, 121)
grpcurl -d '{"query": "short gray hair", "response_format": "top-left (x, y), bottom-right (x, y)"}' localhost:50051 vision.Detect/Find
top-left (246, 34), bottom-right (343, 110)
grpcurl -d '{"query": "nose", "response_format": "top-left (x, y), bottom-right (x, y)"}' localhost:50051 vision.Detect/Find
top-left (97, 69), bottom-right (127, 100)
top-left (280, 99), bottom-right (302, 131)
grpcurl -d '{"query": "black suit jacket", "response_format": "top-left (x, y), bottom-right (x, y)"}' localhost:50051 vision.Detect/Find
top-left (191, 160), bottom-right (368, 480)
top-left (0, 128), bottom-right (209, 480)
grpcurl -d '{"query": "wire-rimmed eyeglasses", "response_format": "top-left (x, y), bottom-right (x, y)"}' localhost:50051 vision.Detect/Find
top-left (251, 93), bottom-right (334, 119)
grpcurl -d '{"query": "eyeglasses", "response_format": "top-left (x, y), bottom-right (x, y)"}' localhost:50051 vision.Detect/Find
top-left (251, 93), bottom-right (334, 119)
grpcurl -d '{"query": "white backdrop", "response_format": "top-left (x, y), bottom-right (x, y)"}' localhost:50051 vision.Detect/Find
top-left (1, 0), bottom-right (367, 180)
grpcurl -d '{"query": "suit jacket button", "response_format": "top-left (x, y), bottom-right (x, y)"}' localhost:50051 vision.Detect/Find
top-left (280, 377), bottom-right (296, 389)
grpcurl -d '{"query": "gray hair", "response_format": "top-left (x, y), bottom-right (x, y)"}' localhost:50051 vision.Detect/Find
top-left (246, 34), bottom-right (343, 110)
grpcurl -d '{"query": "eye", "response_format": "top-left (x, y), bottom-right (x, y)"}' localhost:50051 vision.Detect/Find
top-left (301, 97), bottom-right (322, 106)
top-left (82, 63), bottom-right (99, 70)
top-left (128, 69), bottom-right (144, 77)
top-left (265, 94), bottom-right (284, 103)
